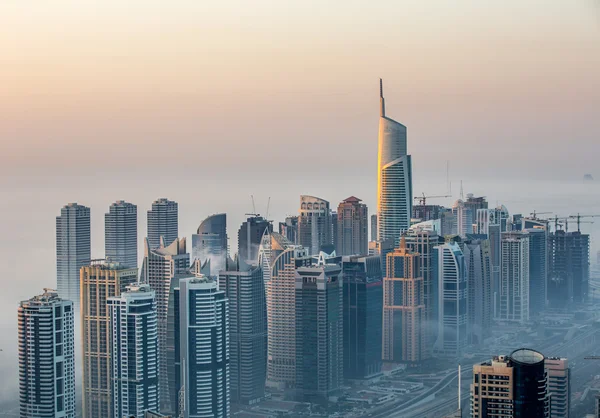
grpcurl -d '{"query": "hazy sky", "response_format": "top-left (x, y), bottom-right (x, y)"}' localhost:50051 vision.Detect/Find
top-left (0, 0), bottom-right (599, 399)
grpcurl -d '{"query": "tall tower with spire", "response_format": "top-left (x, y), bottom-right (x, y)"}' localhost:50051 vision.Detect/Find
top-left (377, 79), bottom-right (412, 247)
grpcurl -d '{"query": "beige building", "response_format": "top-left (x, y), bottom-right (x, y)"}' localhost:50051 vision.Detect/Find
top-left (546, 357), bottom-right (570, 418)
top-left (336, 196), bottom-right (368, 256)
top-left (81, 260), bottom-right (137, 418)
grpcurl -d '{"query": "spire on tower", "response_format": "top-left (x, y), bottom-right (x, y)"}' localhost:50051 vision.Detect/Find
top-left (379, 78), bottom-right (385, 117)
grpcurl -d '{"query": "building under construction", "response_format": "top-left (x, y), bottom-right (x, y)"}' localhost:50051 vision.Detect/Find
top-left (548, 230), bottom-right (590, 307)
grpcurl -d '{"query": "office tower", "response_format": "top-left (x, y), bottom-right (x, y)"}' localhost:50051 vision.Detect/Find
top-left (147, 198), bottom-right (178, 250)
top-left (298, 195), bottom-right (333, 255)
top-left (433, 242), bottom-right (467, 358)
top-left (141, 237), bottom-right (189, 412)
top-left (105, 200), bottom-right (138, 268)
top-left (342, 255), bottom-right (383, 379)
top-left (295, 263), bottom-right (343, 402)
top-left (266, 244), bottom-right (310, 389)
top-left (238, 215), bottom-right (273, 265)
top-left (219, 263), bottom-right (266, 405)
top-left (382, 238), bottom-right (426, 363)
top-left (464, 194), bottom-right (488, 228)
top-left (439, 207), bottom-right (456, 237)
top-left (470, 348), bottom-right (550, 418)
top-left (377, 79), bottom-right (412, 247)
top-left (370, 214), bottom-right (377, 241)
top-left (191, 213), bottom-right (228, 277)
top-left (258, 230), bottom-right (291, 288)
top-left (56, 202), bottom-right (91, 310)
top-left (108, 284), bottom-right (159, 418)
top-left (525, 228), bottom-right (547, 315)
top-left (81, 261), bottom-right (138, 418)
top-left (499, 232), bottom-right (530, 323)
top-left (18, 290), bottom-right (75, 418)
top-left (452, 199), bottom-right (473, 237)
top-left (179, 276), bottom-right (229, 418)
top-left (331, 211), bottom-right (339, 253)
top-left (279, 216), bottom-right (298, 244)
top-left (545, 357), bottom-right (570, 418)
top-left (368, 238), bottom-right (394, 281)
top-left (413, 204), bottom-right (443, 223)
top-left (336, 196), bottom-right (368, 256)
top-left (462, 239), bottom-right (492, 345)
top-left (548, 230), bottom-right (590, 307)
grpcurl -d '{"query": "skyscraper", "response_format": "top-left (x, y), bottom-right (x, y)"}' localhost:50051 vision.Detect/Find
top-left (545, 357), bottom-right (570, 418)
top-left (219, 263), bottom-right (266, 405)
top-left (377, 79), bottom-right (412, 247)
top-left (342, 255), bottom-right (383, 379)
top-left (525, 227), bottom-right (547, 315)
top-left (295, 263), bottom-right (343, 402)
top-left (370, 214), bottom-right (377, 241)
top-left (191, 213), bottom-right (228, 277)
top-left (298, 195), bottom-right (333, 255)
top-left (462, 239), bottom-right (492, 345)
top-left (179, 276), bottom-right (230, 418)
top-left (433, 242), bottom-right (467, 358)
top-left (279, 216), bottom-right (298, 244)
top-left (147, 198), bottom-right (178, 250)
top-left (336, 196), bottom-right (368, 256)
top-left (452, 199), bottom-right (473, 237)
top-left (238, 215), bottom-right (273, 265)
top-left (548, 230), bottom-right (590, 307)
top-left (81, 260), bottom-right (138, 418)
top-left (470, 349), bottom-right (550, 418)
top-left (56, 202), bottom-right (91, 310)
top-left (499, 232), bottom-right (530, 323)
top-left (18, 289), bottom-right (75, 418)
top-left (464, 194), bottom-right (488, 228)
top-left (108, 284), bottom-right (159, 418)
top-left (105, 200), bottom-right (138, 268)
top-left (141, 237), bottom-right (189, 412)
top-left (382, 238), bottom-right (426, 363)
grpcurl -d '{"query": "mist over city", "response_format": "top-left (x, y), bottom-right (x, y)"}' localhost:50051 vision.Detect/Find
top-left (1, 1), bottom-right (600, 417)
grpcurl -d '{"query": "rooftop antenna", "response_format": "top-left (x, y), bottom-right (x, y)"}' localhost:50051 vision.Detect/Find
top-left (379, 78), bottom-right (385, 117)
top-left (251, 195), bottom-right (257, 215)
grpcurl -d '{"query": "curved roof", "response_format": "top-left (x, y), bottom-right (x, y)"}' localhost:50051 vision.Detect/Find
top-left (197, 213), bottom-right (226, 235)
top-left (510, 348), bottom-right (544, 365)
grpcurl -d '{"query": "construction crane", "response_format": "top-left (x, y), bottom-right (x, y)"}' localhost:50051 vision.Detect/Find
top-left (414, 193), bottom-right (452, 206)
top-left (568, 213), bottom-right (600, 232)
top-left (529, 211), bottom-right (552, 220)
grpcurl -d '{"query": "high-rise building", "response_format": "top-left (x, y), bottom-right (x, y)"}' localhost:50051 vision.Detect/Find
top-left (336, 196), bottom-right (368, 256)
top-left (470, 348), bottom-right (550, 418)
top-left (81, 260), bottom-right (138, 418)
top-left (105, 200), bottom-right (138, 268)
top-left (452, 199), bottom-right (473, 237)
top-left (464, 194), bottom-right (488, 228)
top-left (462, 239), bottom-right (492, 345)
top-left (18, 290), bottom-right (75, 418)
top-left (179, 276), bottom-right (229, 418)
top-left (295, 263), bottom-right (343, 402)
top-left (413, 204), bottom-right (444, 223)
top-left (238, 215), bottom-right (273, 265)
top-left (147, 198), bottom-right (178, 250)
top-left (56, 203), bottom-right (91, 310)
top-left (545, 357), bottom-right (570, 418)
top-left (342, 255), bottom-right (383, 379)
top-left (370, 214), bottom-right (377, 241)
top-left (266, 244), bottom-right (310, 390)
top-left (433, 242), bottom-right (467, 358)
top-left (298, 195), bottom-right (333, 255)
top-left (279, 216), bottom-right (298, 244)
top-left (368, 238), bottom-right (395, 282)
top-left (219, 263), bottom-right (266, 405)
top-left (377, 79), bottom-right (412, 247)
top-left (382, 238), bottom-right (426, 363)
top-left (525, 227), bottom-right (547, 315)
top-left (548, 230), bottom-right (590, 307)
top-left (499, 232), bottom-right (530, 323)
top-left (191, 213), bottom-right (228, 277)
top-left (108, 284), bottom-right (159, 418)
top-left (141, 237), bottom-right (189, 412)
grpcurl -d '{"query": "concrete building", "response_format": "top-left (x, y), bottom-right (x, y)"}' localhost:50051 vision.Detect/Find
top-left (81, 260), bottom-right (138, 418)
top-left (56, 202), bottom-right (91, 310)
top-left (548, 230), bottom-right (590, 307)
top-left (499, 232), bottom-right (530, 323)
top-left (462, 239), bottom-right (493, 345)
top-left (219, 263), bottom-right (266, 405)
top-left (18, 290), bottom-right (75, 418)
top-left (147, 198), bottom-right (178, 250)
top-left (433, 242), bottom-right (467, 358)
top-left (108, 284), bottom-right (159, 418)
top-left (298, 195), bottom-right (333, 255)
top-left (179, 276), bottom-right (229, 418)
top-left (525, 227), bottom-right (548, 315)
top-left (238, 215), bottom-right (272, 265)
top-left (337, 196), bottom-right (368, 256)
top-left (342, 255), bottom-right (383, 379)
top-left (452, 199), bottom-right (473, 238)
top-left (191, 213), bottom-right (228, 277)
top-left (377, 79), bottom-right (412, 248)
top-left (278, 216), bottom-right (298, 244)
top-left (464, 194), bottom-right (488, 228)
top-left (140, 237), bottom-right (189, 413)
top-left (295, 263), bottom-right (343, 402)
top-left (545, 357), bottom-right (570, 418)
top-left (412, 204), bottom-right (444, 223)
top-left (370, 214), bottom-right (377, 241)
top-left (470, 348), bottom-right (550, 418)
top-left (382, 238), bottom-right (426, 363)
top-left (105, 200), bottom-right (138, 268)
